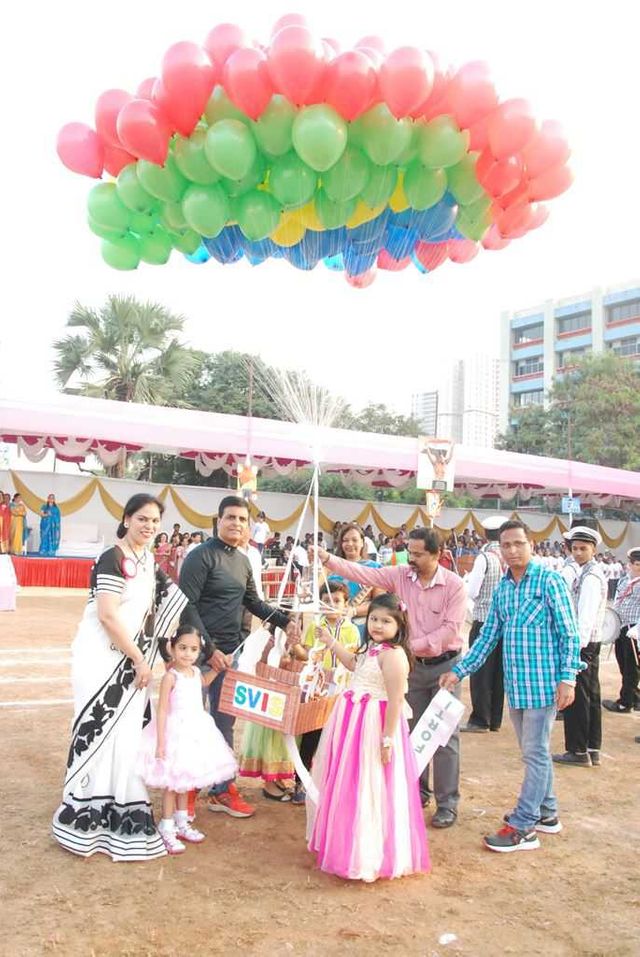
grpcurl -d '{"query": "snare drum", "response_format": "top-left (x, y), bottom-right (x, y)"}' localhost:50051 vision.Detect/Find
top-left (600, 606), bottom-right (622, 645)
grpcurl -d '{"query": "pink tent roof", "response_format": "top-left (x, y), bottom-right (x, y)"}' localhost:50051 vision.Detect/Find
top-left (2, 393), bottom-right (639, 502)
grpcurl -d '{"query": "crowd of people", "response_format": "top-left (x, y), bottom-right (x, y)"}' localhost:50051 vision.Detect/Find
top-left (0, 491), bottom-right (61, 556)
top-left (48, 493), bottom-right (640, 877)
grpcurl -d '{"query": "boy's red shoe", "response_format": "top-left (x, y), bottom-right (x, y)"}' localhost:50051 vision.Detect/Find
top-left (207, 783), bottom-right (255, 818)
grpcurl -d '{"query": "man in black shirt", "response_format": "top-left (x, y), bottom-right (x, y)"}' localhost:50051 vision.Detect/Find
top-left (179, 496), bottom-right (299, 818)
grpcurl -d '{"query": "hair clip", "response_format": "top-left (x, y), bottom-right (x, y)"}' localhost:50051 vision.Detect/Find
top-left (398, 599), bottom-right (407, 613)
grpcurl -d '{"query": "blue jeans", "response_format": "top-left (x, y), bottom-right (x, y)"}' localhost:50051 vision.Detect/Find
top-left (508, 704), bottom-right (557, 832)
top-left (207, 670), bottom-right (235, 796)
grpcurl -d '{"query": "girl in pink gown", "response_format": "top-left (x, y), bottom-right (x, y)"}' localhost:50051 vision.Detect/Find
top-left (153, 533), bottom-right (171, 576)
top-left (138, 626), bottom-right (237, 855)
top-left (307, 593), bottom-right (430, 882)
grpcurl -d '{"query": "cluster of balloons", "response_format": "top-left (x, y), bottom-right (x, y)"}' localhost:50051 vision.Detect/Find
top-left (57, 15), bottom-right (572, 285)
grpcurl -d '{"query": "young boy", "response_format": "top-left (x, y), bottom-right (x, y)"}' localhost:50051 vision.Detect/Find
top-left (289, 580), bottom-right (361, 804)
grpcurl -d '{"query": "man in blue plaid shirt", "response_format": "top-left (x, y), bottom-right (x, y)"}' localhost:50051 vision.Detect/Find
top-left (441, 519), bottom-right (581, 853)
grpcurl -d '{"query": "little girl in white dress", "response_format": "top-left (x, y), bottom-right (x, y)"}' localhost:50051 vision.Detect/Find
top-left (138, 625), bottom-right (237, 854)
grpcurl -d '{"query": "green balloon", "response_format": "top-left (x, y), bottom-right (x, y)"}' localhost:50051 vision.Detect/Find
top-left (253, 95), bottom-right (296, 157)
top-left (160, 201), bottom-right (188, 231)
top-left (455, 194), bottom-right (492, 241)
top-left (359, 164), bottom-right (397, 207)
top-left (235, 190), bottom-right (281, 242)
top-left (315, 189), bottom-right (357, 229)
top-left (403, 162), bottom-right (447, 210)
top-left (395, 125), bottom-right (420, 167)
top-left (358, 105), bottom-right (412, 166)
top-left (323, 146), bottom-right (371, 203)
top-left (88, 183), bottom-right (131, 231)
top-left (269, 151), bottom-right (316, 208)
top-left (170, 229), bottom-right (202, 255)
top-left (205, 120), bottom-right (257, 181)
top-left (130, 210), bottom-right (158, 235)
top-left (139, 228), bottom-right (173, 265)
top-left (88, 216), bottom-right (127, 240)
top-left (101, 235), bottom-right (140, 270)
top-left (292, 105), bottom-right (348, 173)
top-left (204, 86), bottom-right (249, 126)
top-left (116, 164), bottom-right (155, 213)
top-left (173, 130), bottom-right (220, 185)
top-left (137, 158), bottom-right (187, 203)
top-left (222, 153), bottom-right (266, 197)
top-left (446, 154), bottom-right (485, 205)
top-left (182, 183), bottom-right (230, 237)
top-left (419, 116), bottom-right (469, 169)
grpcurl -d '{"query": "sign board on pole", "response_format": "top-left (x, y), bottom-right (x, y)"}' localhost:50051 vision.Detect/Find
top-left (416, 437), bottom-right (455, 492)
top-left (561, 496), bottom-right (581, 515)
top-left (410, 688), bottom-right (465, 776)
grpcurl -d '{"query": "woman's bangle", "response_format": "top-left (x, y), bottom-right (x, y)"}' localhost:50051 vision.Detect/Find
top-left (382, 736), bottom-right (393, 749)
top-left (328, 639), bottom-right (337, 651)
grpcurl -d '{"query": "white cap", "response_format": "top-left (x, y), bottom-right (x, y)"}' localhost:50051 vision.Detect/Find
top-left (626, 547), bottom-right (640, 561)
top-left (564, 526), bottom-right (602, 546)
top-left (481, 515), bottom-right (509, 531)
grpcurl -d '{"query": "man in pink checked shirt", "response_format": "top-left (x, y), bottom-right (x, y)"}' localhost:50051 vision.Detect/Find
top-left (313, 526), bottom-right (467, 829)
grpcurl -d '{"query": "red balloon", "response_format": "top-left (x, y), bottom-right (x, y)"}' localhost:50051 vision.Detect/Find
top-left (136, 77), bottom-right (156, 99)
top-left (377, 250), bottom-right (411, 271)
top-left (324, 51), bottom-right (378, 121)
top-left (448, 239), bottom-right (479, 263)
top-left (523, 120), bottom-right (570, 178)
top-left (267, 26), bottom-right (327, 105)
top-left (204, 23), bottom-right (247, 66)
top-left (488, 98), bottom-right (536, 159)
top-left (528, 163), bottom-right (573, 201)
top-left (496, 203), bottom-right (534, 238)
top-left (528, 203), bottom-right (549, 230)
top-left (476, 150), bottom-right (523, 197)
top-left (448, 61), bottom-right (498, 129)
top-left (322, 37), bottom-right (341, 57)
top-left (116, 99), bottom-right (172, 165)
top-left (95, 89), bottom-right (132, 148)
top-left (482, 225), bottom-right (510, 251)
top-left (271, 14), bottom-right (309, 36)
top-left (161, 42), bottom-right (217, 136)
top-left (379, 47), bottom-right (434, 118)
top-left (224, 47), bottom-right (273, 119)
top-left (415, 60), bottom-right (454, 120)
top-left (413, 242), bottom-right (449, 271)
top-left (467, 116), bottom-right (489, 152)
top-left (103, 143), bottom-right (136, 177)
top-left (347, 268), bottom-right (377, 287)
top-left (56, 123), bottom-right (104, 178)
top-left (355, 35), bottom-right (386, 54)
top-left (495, 178), bottom-right (530, 210)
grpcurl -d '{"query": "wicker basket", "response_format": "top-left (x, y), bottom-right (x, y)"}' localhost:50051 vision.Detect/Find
top-left (255, 659), bottom-right (304, 687)
top-left (219, 668), bottom-right (337, 734)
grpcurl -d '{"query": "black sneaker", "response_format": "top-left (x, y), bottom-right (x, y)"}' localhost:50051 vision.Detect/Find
top-left (602, 699), bottom-right (632, 713)
top-left (460, 723), bottom-right (489, 733)
top-left (502, 812), bottom-right (562, 834)
top-left (484, 825), bottom-right (539, 853)
top-left (552, 751), bottom-right (592, 766)
top-left (588, 749), bottom-right (600, 766)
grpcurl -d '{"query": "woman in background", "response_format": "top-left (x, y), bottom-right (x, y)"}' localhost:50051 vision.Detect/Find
top-left (39, 494), bottom-right (62, 556)
top-left (10, 493), bottom-right (28, 555)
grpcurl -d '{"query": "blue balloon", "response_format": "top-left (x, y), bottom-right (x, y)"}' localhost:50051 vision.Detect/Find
top-left (324, 253), bottom-right (344, 271)
top-left (408, 202), bottom-right (457, 241)
top-left (411, 252), bottom-right (428, 274)
top-left (384, 224), bottom-right (418, 260)
top-left (185, 245), bottom-right (210, 264)
top-left (347, 210), bottom-right (390, 246)
top-left (203, 226), bottom-right (243, 263)
top-left (343, 244), bottom-right (377, 276)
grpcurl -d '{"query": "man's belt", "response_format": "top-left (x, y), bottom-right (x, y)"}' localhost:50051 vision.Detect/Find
top-left (414, 650), bottom-right (459, 666)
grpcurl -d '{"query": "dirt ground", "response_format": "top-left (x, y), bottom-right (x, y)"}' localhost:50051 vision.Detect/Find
top-left (1, 590), bottom-right (639, 957)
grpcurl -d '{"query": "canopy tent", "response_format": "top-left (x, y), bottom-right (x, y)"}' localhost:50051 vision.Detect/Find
top-left (1, 393), bottom-right (639, 506)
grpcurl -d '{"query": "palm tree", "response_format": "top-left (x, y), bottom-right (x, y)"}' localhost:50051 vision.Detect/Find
top-left (53, 294), bottom-right (200, 475)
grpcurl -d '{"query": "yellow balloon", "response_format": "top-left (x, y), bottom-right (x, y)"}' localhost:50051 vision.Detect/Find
top-left (389, 173), bottom-right (409, 213)
top-left (271, 213), bottom-right (306, 247)
top-left (346, 201), bottom-right (386, 229)
top-left (298, 201), bottom-right (324, 231)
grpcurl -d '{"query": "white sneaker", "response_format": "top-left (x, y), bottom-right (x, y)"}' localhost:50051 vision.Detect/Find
top-left (159, 826), bottom-right (186, 855)
top-left (175, 822), bottom-right (205, 844)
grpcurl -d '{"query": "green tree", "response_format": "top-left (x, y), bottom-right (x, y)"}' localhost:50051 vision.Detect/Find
top-left (496, 352), bottom-right (640, 470)
top-left (341, 403), bottom-right (421, 437)
top-left (54, 294), bottom-right (199, 405)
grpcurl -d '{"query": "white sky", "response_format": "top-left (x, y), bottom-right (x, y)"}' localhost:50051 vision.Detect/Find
top-left (2, 0), bottom-right (639, 416)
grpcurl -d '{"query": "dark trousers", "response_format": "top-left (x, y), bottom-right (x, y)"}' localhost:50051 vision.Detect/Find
top-left (295, 728), bottom-right (322, 785)
top-left (406, 655), bottom-right (461, 812)
top-left (207, 670), bottom-right (235, 795)
top-left (563, 643), bottom-right (602, 752)
top-left (467, 621), bottom-right (504, 731)
top-left (614, 626), bottom-right (640, 708)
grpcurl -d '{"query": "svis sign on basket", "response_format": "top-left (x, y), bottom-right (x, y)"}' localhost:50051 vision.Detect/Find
top-left (233, 680), bottom-right (287, 721)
